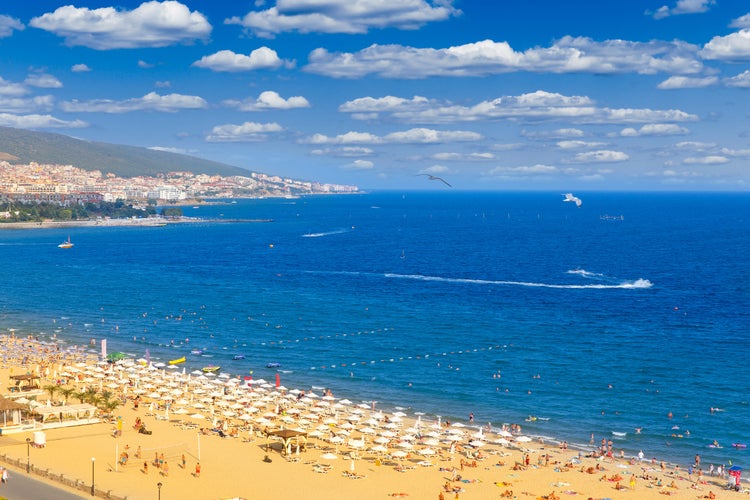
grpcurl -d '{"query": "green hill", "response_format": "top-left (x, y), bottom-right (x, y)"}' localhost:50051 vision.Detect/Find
top-left (0, 126), bottom-right (250, 178)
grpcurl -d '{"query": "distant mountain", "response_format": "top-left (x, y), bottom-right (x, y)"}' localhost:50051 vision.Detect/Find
top-left (0, 126), bottom-right (250, 178)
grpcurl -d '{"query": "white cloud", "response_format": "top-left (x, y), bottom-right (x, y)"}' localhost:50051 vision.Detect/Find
top-left (567, 150), bottom-right (629, 163)
top-left (619, 124), bottom-right (689, 136)
top-left (372, 91), bottom-right (597, 124)
top-left (71, 64), bottom-right (91, 73)
top-left (303, 128), bottom-right (481, 145)
top-left (657, 75), bottom-right (718, 89)
top-left (226, 0), bottom-right (459, 38)
top-left (683, 155), bottom-right (729, 164)
top-left (651, 0), bottom-right (715, 19)
top-left (556, 140), bottom-right (606, 149)
top-left (340, 95), bottom-right (431, 112)
top-left (675, 141), bottom-right (716, 150)
top-left (487, 164), bottom-right (559, 176)
top-left (341, 91), bottom-right (695, 126)
top-left (0, 95), bottom-right (55, 113)
top-left (730, 14), bottom-right (750, 29)
top-left (223, 90), bottom-right (310, 111)
top-left (192, 48), bottom-right (291, 72)
top-left (598, 108), bottom-right (697, 124)
top-left (431, 152), bottom-right (495, 161)
top-left (0, 77), bottom-right (29, 96)
top-left (148, 146), bottom-right (189, 154)
top-left (419, 165), bottom-right (450, 175)
top-left (61, 92), bottom-right (207, 113)
top-left (138, 60), bottom-right (155, 69)
top-left (724, 70), bottom-right (750, 87)
top-left (0, 113), bottom-right (87, 129)
top-left (523, 128), bottom-right (585, 139)
top-left (24, 73), bottom-right (62, 89)
top-left (206, 121), bottom-right (284, 142)
top-left (342, 159), bottom-right (374, 170)
top-left (311, 146), bottom-right (374, 157)
top-left (701, 29), bottom-right (750, 61)
top-left (0, 15), bottom-right (24, 38)
top-left (306, 37), bottom-right (702, 79)
top-left (29, 1), bottom-right (211, 50)
top-left (720, 147), bottom-right (750, 157)
top-left (386, 128), bottom-right (481, 143)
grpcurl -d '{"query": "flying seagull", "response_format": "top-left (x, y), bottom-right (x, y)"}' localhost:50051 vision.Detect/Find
top-left (417, 174), bottom-right (452, 187)
top-left (562, 193), bottom-right (582, 207)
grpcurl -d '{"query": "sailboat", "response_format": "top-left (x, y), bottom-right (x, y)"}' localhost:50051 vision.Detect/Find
top-left (58, 236), bottom-right (74, 249)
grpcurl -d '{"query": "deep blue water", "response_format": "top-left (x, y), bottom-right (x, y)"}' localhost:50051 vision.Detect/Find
top-left (0, 191), bottom-right (748, 468)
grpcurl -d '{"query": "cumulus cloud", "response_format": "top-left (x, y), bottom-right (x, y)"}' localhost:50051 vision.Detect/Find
top-left (0, 113), bottom-right (87, 129)
top-left (343, 159), bottom-right (374, 170)
top-left (340, 91), bottom-right (696, 126)
top-left (61, 92), bottom-right (207, 113)
top-left (0, 96), bottom-right (55, 113)
top-left (223, 90), bottom-right (310, 111)
top-left (206, 121), bottom-right (284, 142)
top-left (724, 70), bottom-right (750, 87)
top-left (0, 15), bottom-right (24, 38)
top-left (0, 77), bottom-right (29, 96)
top-left (730, 14), bottom-right (750, 29)
top-left (226, 0), bottom-right (459, 38)
top-left (306, 37), bottom-right (702, 79)
top-left (567, 150), bottom-right (629, 163)
top-left (657, 75), bottom-right (718, 89)
top-left (683, 155), bottom-right (729, 164)
top-left (522, 128), bottom-right (585, 139)
top-left (339, 95), bottom-right (431, 118)
top-left (71, 64), bottom-right (91, 73)
top-left (701, 29), bottom-right (750, 61)
top-left (650, 0), bottom-right (715, 20)
top-left (24, 73), bottom-right (62, 89)
top-left (619, 124), bottom-right (689, 136)
top-left (302, 128), bottom-right (481, 145)
top-left (192, 48), bottom-right (291, 72)
top-left (29, 1), bottom-right (211, 50)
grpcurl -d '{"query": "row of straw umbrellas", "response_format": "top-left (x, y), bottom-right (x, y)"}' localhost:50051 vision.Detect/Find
top-left (55, 357), bottom-right (533, 463)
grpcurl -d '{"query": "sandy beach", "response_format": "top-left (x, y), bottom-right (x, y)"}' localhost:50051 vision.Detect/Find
top-left (0, 335), bottom-right (741, 500)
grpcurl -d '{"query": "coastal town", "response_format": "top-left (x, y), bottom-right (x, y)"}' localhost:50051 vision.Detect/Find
top-left (0, 161), bottom-right (359, 206)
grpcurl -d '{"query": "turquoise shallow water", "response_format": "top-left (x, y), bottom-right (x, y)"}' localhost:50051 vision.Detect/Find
top-left (0, 191), bottom-right (748, 468)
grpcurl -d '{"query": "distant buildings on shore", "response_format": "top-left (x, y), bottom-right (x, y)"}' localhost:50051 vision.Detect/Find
top-left (0, 161), bottom-right (358, 205)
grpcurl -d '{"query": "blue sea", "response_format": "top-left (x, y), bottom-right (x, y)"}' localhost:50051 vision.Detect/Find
top-left (0, 191), bottom-right (748, 469)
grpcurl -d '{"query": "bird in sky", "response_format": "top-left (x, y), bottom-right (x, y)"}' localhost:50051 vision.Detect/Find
top-left (562, 193), bottom-right (582, 207)
top-left (417, 174), bottom-right (452, 187)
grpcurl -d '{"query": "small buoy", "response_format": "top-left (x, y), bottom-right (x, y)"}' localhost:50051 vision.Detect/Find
top-left (269, 244), bottom-right (274, 248)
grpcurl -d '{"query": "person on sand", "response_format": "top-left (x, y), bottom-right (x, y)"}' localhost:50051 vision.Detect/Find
top-left (143, 461), bottom-right (148, 475)
top-left (194, 462), bottom-right (201, 478)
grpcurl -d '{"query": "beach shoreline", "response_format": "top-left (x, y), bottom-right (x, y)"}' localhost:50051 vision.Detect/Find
top-left (0, 334), bottom-right (741, 500)
top-left (0, 216), bottom-right (272, 230)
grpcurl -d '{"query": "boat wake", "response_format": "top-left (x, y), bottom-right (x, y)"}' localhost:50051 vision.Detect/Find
top-left (383, 273), bottom-right (653, 290)
top-left (302, 228), bottom-right (349, 238)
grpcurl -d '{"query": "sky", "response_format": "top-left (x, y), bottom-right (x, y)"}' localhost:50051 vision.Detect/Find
top-left (1, 0), bottom-right (750, 191)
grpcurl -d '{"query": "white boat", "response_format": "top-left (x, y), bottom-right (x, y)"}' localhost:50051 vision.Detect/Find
top-left (58, 236), bottom-right (74, 249)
